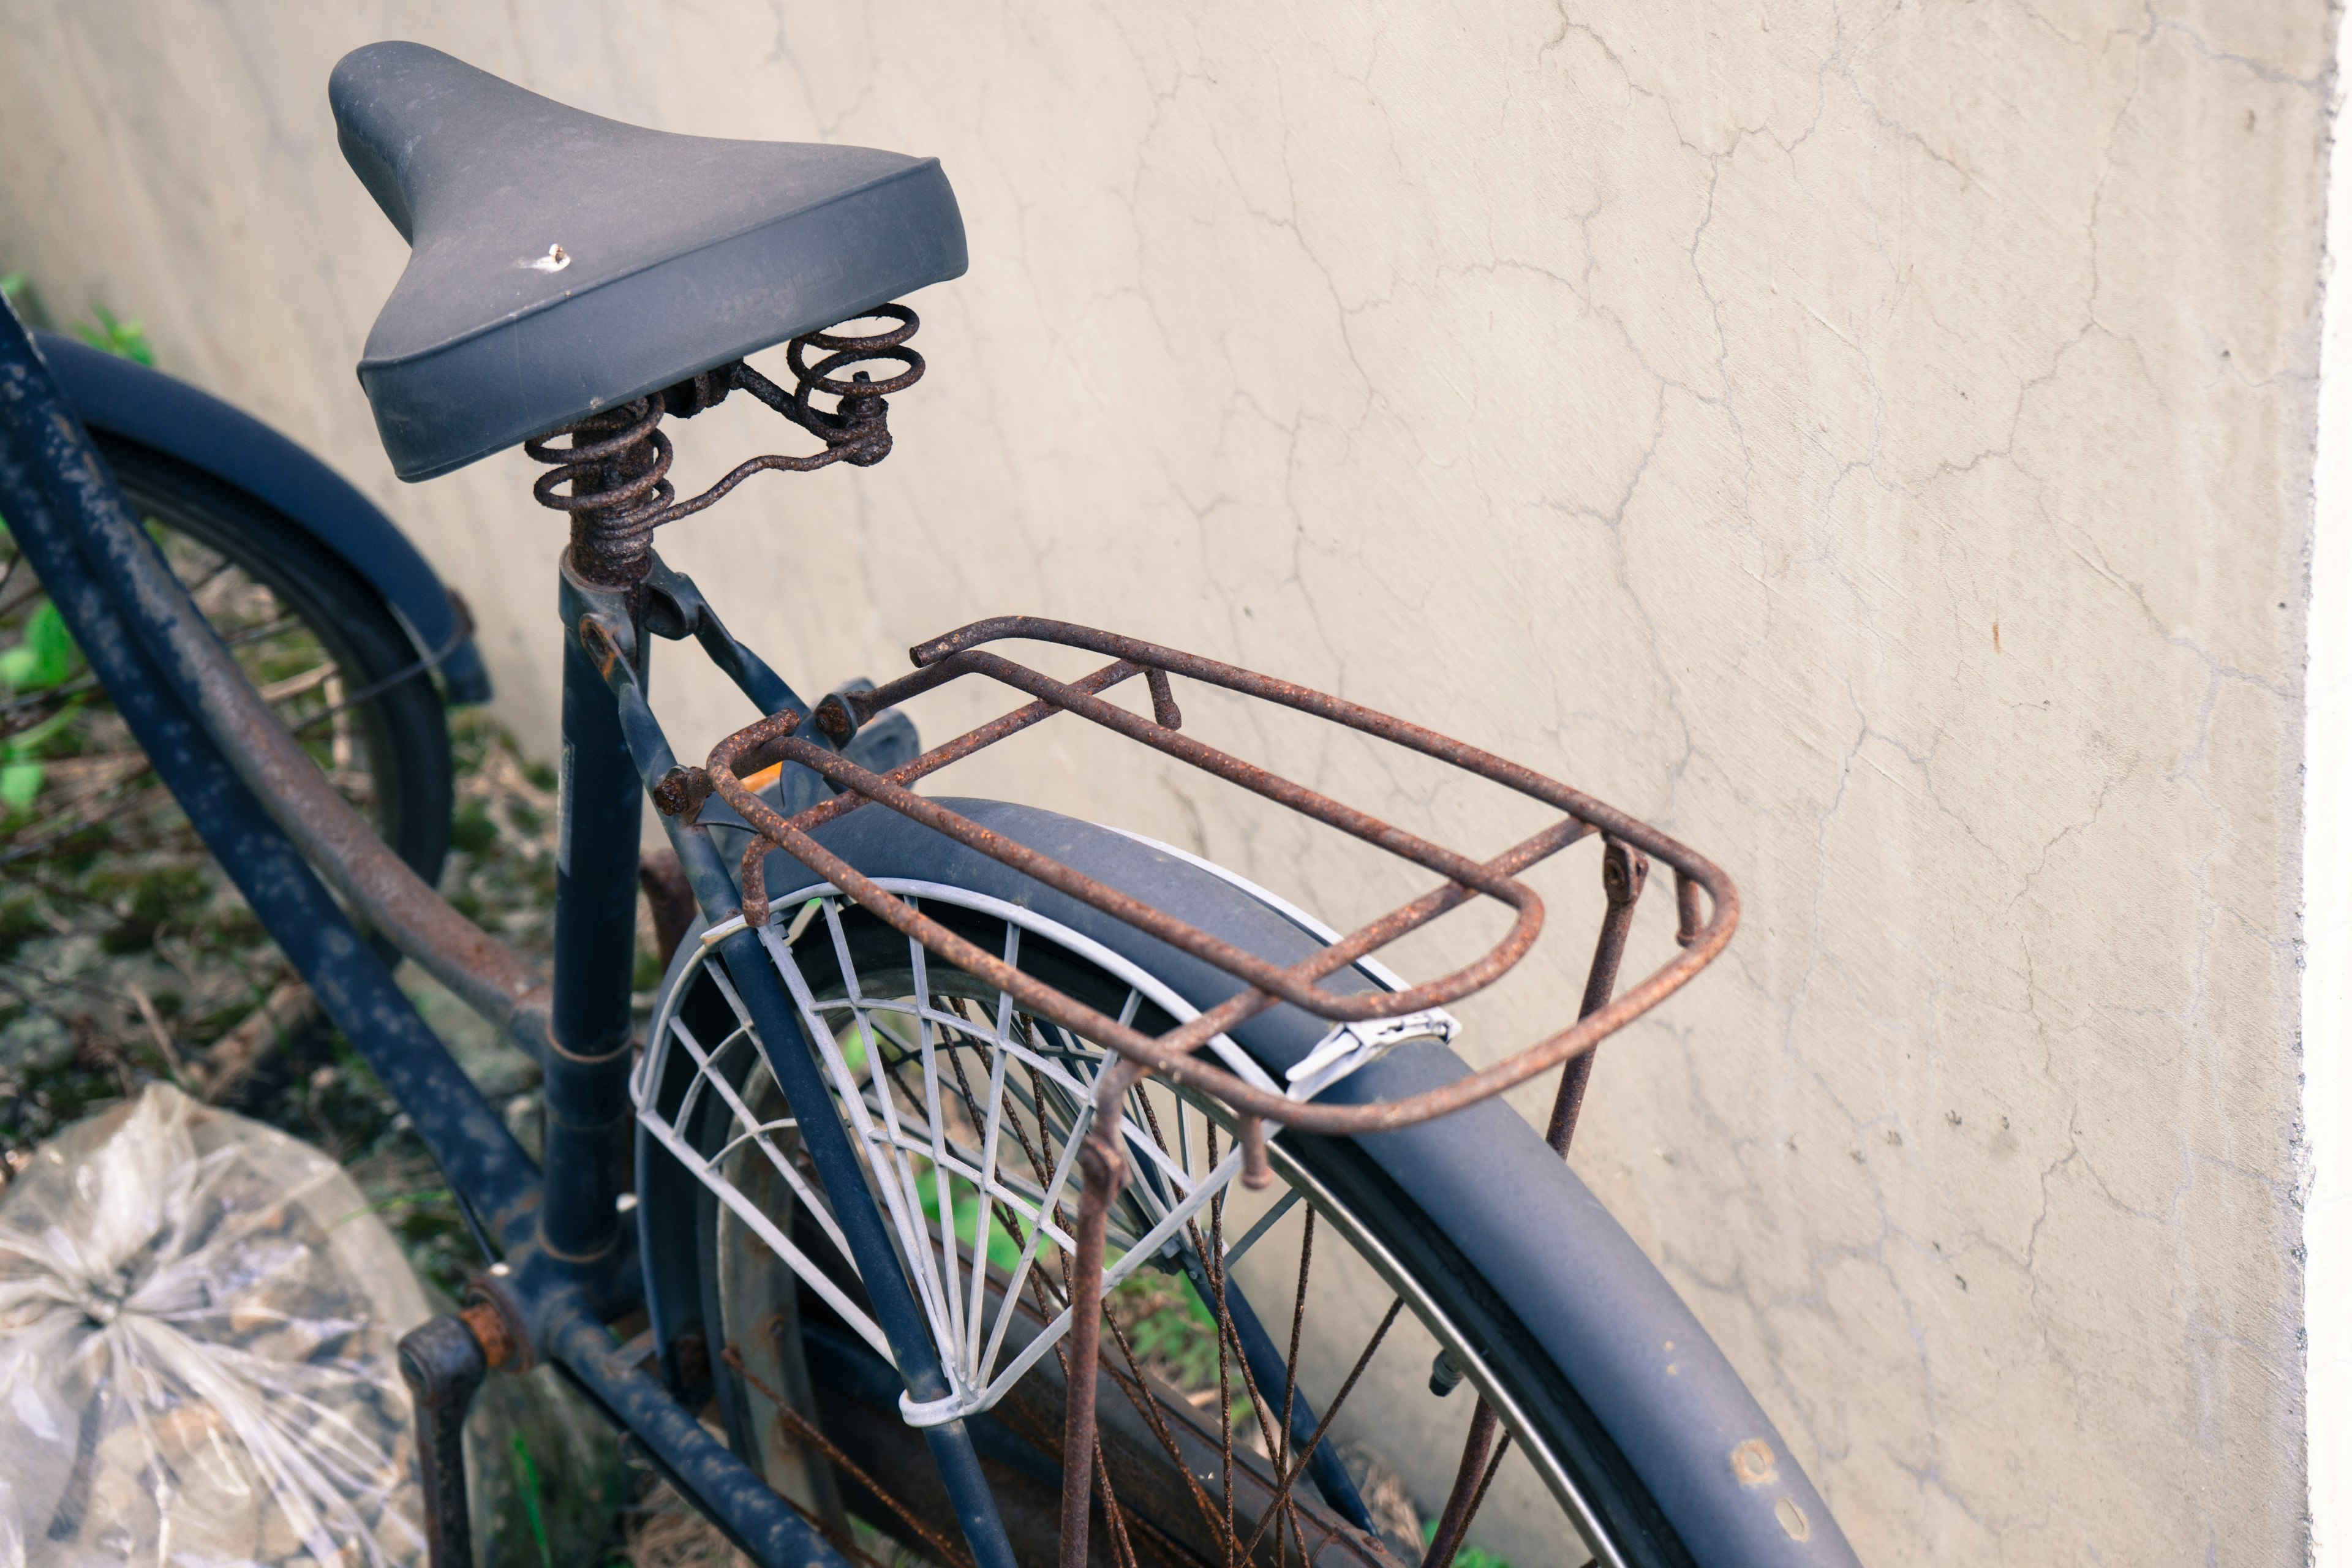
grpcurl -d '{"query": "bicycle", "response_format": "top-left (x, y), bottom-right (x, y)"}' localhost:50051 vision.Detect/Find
top-left (0, 40), bottom-right (1861, 1568)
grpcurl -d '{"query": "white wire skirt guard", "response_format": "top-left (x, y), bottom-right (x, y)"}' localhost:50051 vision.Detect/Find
top-left (632, 870), bottom-right (1457, 1430)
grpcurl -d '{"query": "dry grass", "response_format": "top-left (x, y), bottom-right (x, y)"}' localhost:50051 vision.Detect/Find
top-left (620, 1484), bottom-right (753, 1568)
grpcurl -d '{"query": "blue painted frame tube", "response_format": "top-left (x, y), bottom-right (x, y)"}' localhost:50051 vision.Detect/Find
top-left (535, 1281), bottom-right (853, 1568)
top-left (594, 642), bottom-right (1018, 1568)
top-left (540, 594), bottom-right (646, 1265)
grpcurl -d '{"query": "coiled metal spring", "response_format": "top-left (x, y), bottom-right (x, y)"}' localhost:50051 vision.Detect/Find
top-left (526, 399), bottom-right (676, 583)
top-left (528, 304), bottom-right (925, 584)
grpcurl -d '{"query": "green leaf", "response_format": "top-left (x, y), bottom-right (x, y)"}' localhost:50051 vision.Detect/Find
top-left (70, 303), bottom-right (156, 366)
top-left (508, 1432), bottom-right (554, 1568)
top-left (0, 601), bottom-right (81, 692)
top-left (0, 758), bottom-right (43, 809)
top-left (1421, 1519), bottom-right (1513, 1568)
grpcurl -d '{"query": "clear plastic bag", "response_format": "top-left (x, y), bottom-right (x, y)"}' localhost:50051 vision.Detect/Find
top-left (0, 1082), bottom-right (431, 1568)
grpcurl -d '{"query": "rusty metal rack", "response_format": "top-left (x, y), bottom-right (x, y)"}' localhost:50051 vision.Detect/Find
top-left (673, 616), bottom-right (1740, 1147)
top-left (644, 615), bottom-right (1749, 1524)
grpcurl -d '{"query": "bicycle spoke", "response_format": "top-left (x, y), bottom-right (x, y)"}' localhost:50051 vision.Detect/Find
top-left (1277, 1210), bottom-right (1316, 1568)
top-left (1197, 1191), bottom-right (1322, 1568)
top-left (1208, 1130), bottom-right (1237, 1568)
top-left (725, 1344), bottom-right (976, 1568)
top-left (1235, 1298), bottom-right (1404, 1566)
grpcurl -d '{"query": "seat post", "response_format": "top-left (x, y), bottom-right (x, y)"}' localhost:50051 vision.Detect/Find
top-left (535, 398), bottom-right (672, 1269)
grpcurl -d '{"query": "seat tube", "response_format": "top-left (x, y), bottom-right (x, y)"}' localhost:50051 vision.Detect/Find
top-left (542, 571), bottom-right (644, 1267)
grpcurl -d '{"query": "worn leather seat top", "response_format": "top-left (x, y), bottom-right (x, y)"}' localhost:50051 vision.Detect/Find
top-left (330, 42), bottom-right (967, 481)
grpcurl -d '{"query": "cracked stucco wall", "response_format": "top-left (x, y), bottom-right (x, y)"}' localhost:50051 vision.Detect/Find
top-left (0, 2), bottom-right (2329, 1561)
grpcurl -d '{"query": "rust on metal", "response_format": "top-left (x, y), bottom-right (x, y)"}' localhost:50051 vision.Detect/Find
top-left (813, 692), bottom-right (857, 742)
top-left (724, 1344), bottom-right (977, 1568)
top-left (1544, 837), bottom-right (1649, 1158)
top-left (700, 617), bottom-right (1738, 1139)
top-left (1238, 1115), bottom-right (1272, 1190)
top-left (651, 764), bottom-right (713, 820)
top-left (1145, 666), bottom-right (1182, 729)
top-left (1422, 1402), bottom-right (1501, 1568)
top-left (638, 848), bottom-right (697, 970)
top-left (100, 482), bottom-right (556, 1060)
top-left (528, 398), bottom-right (674, 586)
top-left (526, 307), bottom-right (927, 587)
top-left (1731, 1439), bottom-right (1779, 1487)
top-left (458, 1300), bottom-right (515, 1371)
top-left (1232, 1296), bottom-right (1406, 1564)
top-left (579, 614), bottom-right (625, 677)
top-left (1057, 1055), bottom-right (1144, 1568)
top-left (516, 323), bottom-right (1739, 1564)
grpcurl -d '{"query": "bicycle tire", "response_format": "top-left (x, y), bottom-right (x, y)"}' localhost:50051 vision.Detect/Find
top-left (91, 434), bottom-right (453, 881)
top-left (638, 806), bottom-right (1769, 1568)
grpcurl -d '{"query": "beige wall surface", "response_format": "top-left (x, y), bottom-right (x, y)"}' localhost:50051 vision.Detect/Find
top-left (0, 2), bottom-right (2329, 1561)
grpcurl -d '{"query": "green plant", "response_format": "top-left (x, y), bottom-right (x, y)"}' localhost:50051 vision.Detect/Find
top-left (70, 302), bottom-right (154, 366)
top-left (1422, 1518), bottom-right (1513, 1568)
top-left (1, 696), bottom-right (85, 810)
top-left (508, 1433), bottom-right (554, 1568)
top-left (0, 598), bottom-right (89, 809)
top-left (0, 600), bottom-right (81, 691)
top-left (450, 801), bottom-right (499, 855)
top-left (0, 281), bottom-right (151, 813)
top-left (1109, 1270), bottom-right (1231, 1396)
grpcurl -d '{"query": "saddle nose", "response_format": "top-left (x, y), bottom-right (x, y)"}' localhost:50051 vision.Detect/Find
top-left (330, 42), bottom-right (967, 482)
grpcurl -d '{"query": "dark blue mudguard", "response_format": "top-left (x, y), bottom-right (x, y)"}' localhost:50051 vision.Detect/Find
top-left (33, 330), bottom-right (490, 703)
top-left (695, 796), bottom-right (1861, 1568)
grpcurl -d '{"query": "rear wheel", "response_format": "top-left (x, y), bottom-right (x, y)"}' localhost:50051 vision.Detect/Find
top-left (646, 886), bottom-right (1695, 1568)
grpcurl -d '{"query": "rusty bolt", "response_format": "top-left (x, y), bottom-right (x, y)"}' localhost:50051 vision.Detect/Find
top-left (1601, 838), bottom-right (1649, 908)
top-left (652, 766), bottom-right (712, 820)
top-left (813, 694), bottom-right (857, 743)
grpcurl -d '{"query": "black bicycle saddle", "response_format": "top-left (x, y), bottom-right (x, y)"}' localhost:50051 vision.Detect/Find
top-left (330, 42), bottom-right (967, 481)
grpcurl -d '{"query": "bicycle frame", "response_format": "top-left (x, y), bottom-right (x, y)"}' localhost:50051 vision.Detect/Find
top-left (0, 306), bottom-right (961, 1568)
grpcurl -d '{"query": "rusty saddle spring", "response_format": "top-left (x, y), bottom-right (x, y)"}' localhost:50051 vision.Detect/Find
top-left (526, 304), bottom-right (925, 584)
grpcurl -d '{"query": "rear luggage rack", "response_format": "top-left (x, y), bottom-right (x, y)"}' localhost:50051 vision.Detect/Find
top-left (667, 616), bottom-right (1739, 1145)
